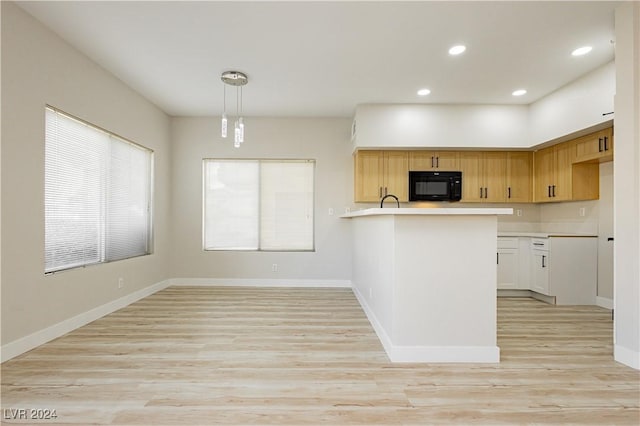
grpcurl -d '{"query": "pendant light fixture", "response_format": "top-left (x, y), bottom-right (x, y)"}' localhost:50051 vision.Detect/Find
top-left (220, 71), bottom-right (248, 148)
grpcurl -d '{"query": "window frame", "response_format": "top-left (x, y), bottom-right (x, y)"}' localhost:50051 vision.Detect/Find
top-left (44, 105), bottom-right (154, 274)
top-left (202, 158), bottom-right (316, 252)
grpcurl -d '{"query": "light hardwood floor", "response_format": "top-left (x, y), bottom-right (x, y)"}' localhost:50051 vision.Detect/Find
top-left (2, 287), bottom-right (639, 425)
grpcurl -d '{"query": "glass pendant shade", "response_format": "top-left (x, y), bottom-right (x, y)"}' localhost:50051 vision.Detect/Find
top-left (221, 113), bottom-right (228, 138)
top-left (238, 117), bottom-right (244, 143)
top-left (234, 120), bottom-right (241, 148)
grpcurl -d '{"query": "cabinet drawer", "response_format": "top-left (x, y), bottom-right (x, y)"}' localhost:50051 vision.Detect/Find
top-left (497, 237), bottom-right (518, 249)
top-left (531, 238), bottom-right (549, 251)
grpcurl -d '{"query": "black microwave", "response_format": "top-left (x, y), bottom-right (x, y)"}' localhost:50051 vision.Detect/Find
top-left (409, 171), bottom-right (462, 202)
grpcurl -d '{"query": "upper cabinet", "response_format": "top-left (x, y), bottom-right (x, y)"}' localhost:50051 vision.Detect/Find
top-left (354, 150), bottom-right (408, 202)
top-left (459, 152), bottom-right (531, 203)
top-left (353, 129), bottom-right (603, 204)
top-left (574, 127), bottom-right (614, 163)
top-left (409, 151), bottom-right (459, 171)
top-left (506, 152), bottom-right (533, 203)
top-left (459, 152), bottom-right (507, 203)
top-left (533, 136), bottom-right (601, 203)
top-left (533, 142), bottom-right (575, 202)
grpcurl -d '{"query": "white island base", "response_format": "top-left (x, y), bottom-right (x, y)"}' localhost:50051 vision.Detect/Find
top-left (342, 208), bottom-right (512, 363)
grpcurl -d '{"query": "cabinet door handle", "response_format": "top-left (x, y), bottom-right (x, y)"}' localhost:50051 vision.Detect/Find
top-left (552, 185), bottom-right (556, 197)
top-left (508, 187), bottom-right (511, 199)
top-left (480, 188), bottom-right (483, 198)
top-left (436, 156), bottom-right (439, 168)
top-left (604, 136), bottom-right (608, 151)
top-left (598, 137), bottom-right (603, 152)
top-left (542, 255), bottom-right (546, 268)
top-left (384, 187), bottom-right (388, 196)
top-left (485, 187), bottom-right (488, 199)
top-left (379, 187), bottom-right (382, 198)
top-left (548, 185), bottom-right (551, 197)
top-left (497, 253), bottom-right (499, 264)
top-left (431, 156), bottom-right (434, 168)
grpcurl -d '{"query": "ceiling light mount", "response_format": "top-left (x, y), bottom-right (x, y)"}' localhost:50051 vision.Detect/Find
top-left (221, 71), bottom-right (248, 86)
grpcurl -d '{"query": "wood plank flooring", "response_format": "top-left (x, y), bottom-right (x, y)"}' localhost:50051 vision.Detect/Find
top-left (2, 287), bottom-right (639, 425)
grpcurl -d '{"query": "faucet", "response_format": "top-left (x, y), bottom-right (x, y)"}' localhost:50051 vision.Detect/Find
top-left (380, 194), bottom-right (400, 208)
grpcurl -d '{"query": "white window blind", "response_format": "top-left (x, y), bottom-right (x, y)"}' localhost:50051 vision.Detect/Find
top-left (45, 107), bottom-right (152, 273)
top-left (203, 159), bottom-right (314, 251)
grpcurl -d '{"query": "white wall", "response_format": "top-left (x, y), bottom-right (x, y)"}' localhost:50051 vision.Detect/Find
top-left (613, 2), bottom-right (640, 370)
top-left (353, 104), bottom-right (530, 150)
top-left (529, 61), bottom-right (615, 146)
top-left (1, 2), bottom-right (172, 346)
top-left (169, 117), bottom-right (353, 285)
top-left (352, 61), bottom-right (615, 152)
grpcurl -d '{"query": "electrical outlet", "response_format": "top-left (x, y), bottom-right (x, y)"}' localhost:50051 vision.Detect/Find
top-left (328, 208), bottom-right (334, 216)
top-left (272, 263), bottom-right (278, 272)
top-left (516, 209), bottom-right (522, 217)
top-left (118, 278), bottom-right (124, 289)
top-left (345, 207), bottom-right (351, 213)
top-left (579, 207), bottom-right (586, 217)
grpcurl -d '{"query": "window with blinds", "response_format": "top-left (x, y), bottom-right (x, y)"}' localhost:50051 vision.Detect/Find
top-left (44, 106), bottom-right (153, 273)
top-left (203, 159), bottom-right (314, 251)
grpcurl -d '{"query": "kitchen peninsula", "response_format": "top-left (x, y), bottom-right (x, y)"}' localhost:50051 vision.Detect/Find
top-left (342, 208), bottom-right (512, 363)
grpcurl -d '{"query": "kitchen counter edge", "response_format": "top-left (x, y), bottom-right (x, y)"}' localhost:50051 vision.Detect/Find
top-left (341, 208), bottom-right (513, 218)
top-left (498, 232), bottom-right (598, 238)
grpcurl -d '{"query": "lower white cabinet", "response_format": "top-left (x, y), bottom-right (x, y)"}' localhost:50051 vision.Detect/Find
top-left (497, 238), bottom-right (519, 289)
top-left (530, 239), bottom-right (550, 295)
top-left (498, 235), bottom-right (597, 305)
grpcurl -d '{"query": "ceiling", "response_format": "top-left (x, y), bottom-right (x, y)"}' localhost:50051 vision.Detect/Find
top-left (16, 1), bottom-right (618, 118)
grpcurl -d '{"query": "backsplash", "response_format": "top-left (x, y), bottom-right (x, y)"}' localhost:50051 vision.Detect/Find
top-left (538, 200), bottom-right (600, 234)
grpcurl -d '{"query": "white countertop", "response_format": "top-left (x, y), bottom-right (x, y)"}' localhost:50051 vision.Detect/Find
top-left (498, 232), bottom-right (598, 238)
top-left (341, 207), bottom-right (513, 218)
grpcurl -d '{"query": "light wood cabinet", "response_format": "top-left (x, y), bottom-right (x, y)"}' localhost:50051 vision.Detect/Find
top-left (409, 151), bottom-right (459, 171)
top-left (384, 151), bottom-right (409, 201)
top-left (354, 139), bottom-right (599, 204)
top-left (534, 140), bottom-right (599, 203)
top-left (533, 142), bottom-right (575, 202)
top-left (459, 152), bottom-right (507, 203)
top-left (506, 152), bottom-right (532, 203)
top-left (575, 127), bottom-right (613, 163)
top-left (354, 150), bottom-right (408, 202)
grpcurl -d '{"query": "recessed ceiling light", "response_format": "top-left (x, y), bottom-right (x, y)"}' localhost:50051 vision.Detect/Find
top-left (512, 89), bottom-right (527, 96)
top-left (448, 45), bottom-right (466, 55)
top-left (572, 46), bottom-right (593, 56)
top-left (417, 88), bottom-right (431, 96)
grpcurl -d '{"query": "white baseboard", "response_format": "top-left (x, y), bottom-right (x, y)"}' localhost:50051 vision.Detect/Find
top-left (352, 286), bottom-right (500, 363)
top-left (596, 296), bottom-right (614, 309)
top-left (615, 344), bottom-right (640, 370)
top-left (352, 286), bottom-right (393, 360)
top-left (169, 278), bottom-right (352, 288)
top-left (387, 345), bottom-right (500, 363)
top-left (497, 289), bottom-right (533, 297)
top-left (1, 279), bottom-right (171, 363)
